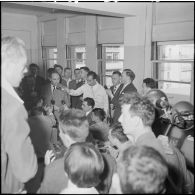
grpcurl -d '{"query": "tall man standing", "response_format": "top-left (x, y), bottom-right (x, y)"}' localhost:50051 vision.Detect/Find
top-left (69, 68), bottom-right (83, 109)
top-left (1, 36), bottom-right (37, 193)
top-left (106, 71), bottom-right (123, 123)
top-left (112, 68), bottom-right (137, 124)
top-left (41, 70), bottom-right (70, 120)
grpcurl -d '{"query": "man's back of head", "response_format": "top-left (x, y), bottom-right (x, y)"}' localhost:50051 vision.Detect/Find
top-left (117, 145), bottom-right (168, 194)
top-left (2, 36), bottom-right (28, 87)
top-left (59, 109), bottom-right (89, 144)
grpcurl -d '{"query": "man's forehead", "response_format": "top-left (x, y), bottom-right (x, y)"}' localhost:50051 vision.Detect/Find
top-left (52, 73), bottom-right (59, 78)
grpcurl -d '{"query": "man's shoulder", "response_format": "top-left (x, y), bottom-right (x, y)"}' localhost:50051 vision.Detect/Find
top-left (39, 157), bottom-right (68, 193)
top-left (2, 88), bottom-right (22, 110)
top-left (125, 83), bottom-right (137, 92)
top-left (44, 157), bottom-right (65, 177)
top-left (69, 79), bottom-right (76, 84)
top-left (96, 83), bottom-right (106, 91)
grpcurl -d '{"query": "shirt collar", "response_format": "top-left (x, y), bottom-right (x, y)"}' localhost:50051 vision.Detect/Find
top-left (1, 77), bottom-right (24, 104)
top-left (86, 110), bottom-right (91, 116)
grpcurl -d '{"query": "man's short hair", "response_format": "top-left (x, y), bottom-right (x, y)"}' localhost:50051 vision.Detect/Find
top-left (64, 142), bottom-right (104, 188)
top-left (30, 106), bottom-right (44, 117)
top-left (110, 123), bottom-right (128, 143)
top-left (83, 97), bottom-right (95, 109)
top-left (2, 36), bottom-right (27, 66)
top-left (50, 70), bottom-right (60, 78)
top-left (143, 78), bottom-right (157, 89)
top-left (117, 145), bottom-right (168, 194)
top-left (121, 92), bottom-right (155, 126)
top-left (74, 68), bottom-right (80, 74)
top-left (87, 71), bottom-right (97, 80)
top-left (113, 71), bottom-right (122, 77)
top-left (92, 108), bottom-right (106, 121)
top-left (47, 68), bottom-right (55, 77)
top-left (64, 67), bottom-right (71, 72)
top-left (54, 64), bottom-right (63, 70)
top-left (59, 109), bottom-right (89, 142)
top-left (29, 63), bottom-right (38, 69)
top-left (80, 66), bottom-right (90, 73)
top-left (123, 69), bottom-right (135, 81)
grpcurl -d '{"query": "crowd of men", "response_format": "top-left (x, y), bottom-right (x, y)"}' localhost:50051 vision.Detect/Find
top-left (2, 36), bottom-right (194, 194)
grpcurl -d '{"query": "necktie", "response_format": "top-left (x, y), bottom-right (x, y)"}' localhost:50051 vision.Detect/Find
top-left (113, 86), bottom-right (117, 94)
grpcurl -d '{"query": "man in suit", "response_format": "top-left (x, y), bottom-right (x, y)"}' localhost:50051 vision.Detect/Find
top-left (54, 64), bottom-right (65, 85)
top-left (82, 97), bottom-right (95, 126)
top-left (69, 68), bottom-right (83, 109)
top-left (80, 66), bottom-right (90, 84)
top-left (112, 69), bottom-right (137, 125)
top-left (21, 63), bottom-right (45, 96)
top-left (1, 36), bottom-right (37, 193)
top-left (62, 67), bottom-right (72, 88)
top-left (41, 70), bottom-right (70, 120)
top-left (106, 71), bottom-right (123, 123)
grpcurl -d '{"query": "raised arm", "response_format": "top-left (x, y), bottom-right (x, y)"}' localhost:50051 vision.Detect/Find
top-left (103, 89), bottom-right (109, 114)
top-left (66, 84), bottom-right (84, 96)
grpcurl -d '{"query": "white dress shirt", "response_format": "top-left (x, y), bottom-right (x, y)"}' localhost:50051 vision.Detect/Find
top-left (69, 82), bottom-right (109, 113)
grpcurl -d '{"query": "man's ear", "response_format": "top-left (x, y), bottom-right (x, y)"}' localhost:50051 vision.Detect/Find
top-left (110, 173), bottom-right (122, 194)
top-left (132, 115), bottom-right (142, 127)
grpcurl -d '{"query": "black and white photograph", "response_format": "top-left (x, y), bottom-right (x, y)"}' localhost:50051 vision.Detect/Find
top-left (1, 1), bottom-right (194, 194)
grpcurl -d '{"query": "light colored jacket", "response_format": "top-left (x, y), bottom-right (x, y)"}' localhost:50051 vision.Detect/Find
top-left (1, 88), bottom-right (37, 193)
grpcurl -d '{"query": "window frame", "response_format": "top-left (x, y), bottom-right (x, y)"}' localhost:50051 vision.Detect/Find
top-left (98, 43), bottom-right (124, 87)
top-left (42, 46), bottom-right (58, 78)
top-left (66, 45), bottom-right (86, 70)
top-left (152, 40), bottom-right (194, 104)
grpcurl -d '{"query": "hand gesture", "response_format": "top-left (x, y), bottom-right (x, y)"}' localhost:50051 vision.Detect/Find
top-left (43, 105), bottom-right (53, 115)
top-left (44, 150), bottom-right (56, 165)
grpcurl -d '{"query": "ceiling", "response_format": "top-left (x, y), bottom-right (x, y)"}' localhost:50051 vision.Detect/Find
top-left (1, 2), bottom-right (79, 17)
top-left (1, 2), bottom-right (128, 18)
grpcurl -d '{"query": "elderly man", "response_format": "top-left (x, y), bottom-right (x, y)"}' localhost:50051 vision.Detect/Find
top-left (1, 36), bottom-right (37, 193)
top-left (41, 70), bottom-right (70, 120)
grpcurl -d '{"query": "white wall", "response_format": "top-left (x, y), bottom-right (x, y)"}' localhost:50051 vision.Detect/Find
top-left (2, 12), bottom-right (40, 71)
top-left (153, 3), bottom-right (194, 41)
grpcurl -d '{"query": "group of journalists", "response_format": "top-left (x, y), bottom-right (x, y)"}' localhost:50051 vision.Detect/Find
top-left (2, 36), bottom-right (194, 194)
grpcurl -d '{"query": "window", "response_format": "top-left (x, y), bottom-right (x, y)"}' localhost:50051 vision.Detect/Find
top-left (42, 47), bottom-right (57, 77)
top-left (152, 41), bottom-right (194, 105)
top-left (98, 44), bottom-right (124, 87)
top-left (66, 46), bottom-right (86, 69)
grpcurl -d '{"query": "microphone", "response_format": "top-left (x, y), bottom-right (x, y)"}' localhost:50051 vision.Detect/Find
top-left (51, 99), bottom-right (55, 105)
top-left (56, 83), bottom-right (66, 91)
top-left (156, 98), bottom-right (170, 110)
top-left (104, 85), bottom-right (108, 90)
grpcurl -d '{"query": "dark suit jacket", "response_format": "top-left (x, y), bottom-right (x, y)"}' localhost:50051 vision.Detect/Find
top-left (41, 83), bottom-right (70, 108)
top-left (87, 111), bottom-right (95, 126)
top-left (110, 84), bottom-right (124, 109)
top-left (69, 80), bottom-right (83, 109)
top-left (22, 75), bottom-right (45, 95)
top-left (112, 82), bottom-right (137, 125)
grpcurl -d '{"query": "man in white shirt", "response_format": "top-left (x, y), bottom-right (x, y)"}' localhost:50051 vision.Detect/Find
top-left (65, 71), bottom-right (109, 114)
